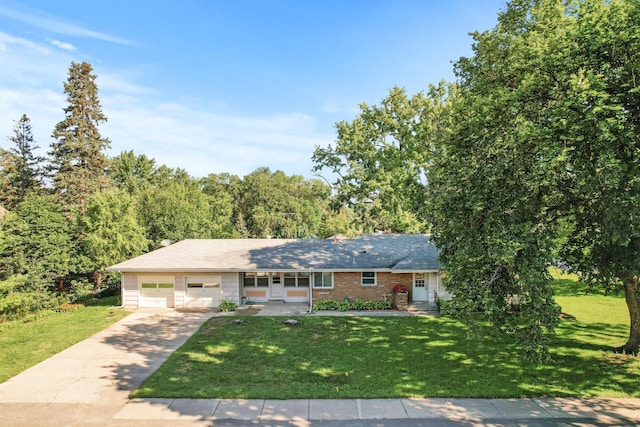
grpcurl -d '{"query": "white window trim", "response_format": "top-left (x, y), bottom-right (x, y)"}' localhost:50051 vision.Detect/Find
top-left (312, 272), bottom-right (334, 289)
top-left (361, 271), bottom-right (376, 287)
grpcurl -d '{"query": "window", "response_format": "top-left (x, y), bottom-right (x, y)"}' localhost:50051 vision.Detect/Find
top-left (313, 272), bottom-right (333, 288)
top-left (298, 272), bottom-right (310, 287)
top-left (361, 272), bottom-right (376, 286)
top-left (414, 273), bottom-right (426, 288)
top-left (187, 283), bottom-right (204, 288)
top-left (272, 273), bottom-right (282, 285)
top-left (256, 273), bottom-right (269, 287)
top-left (284, 272), bottom-right (296, 287)
top-left (243, 272), bottom-right (256, 287)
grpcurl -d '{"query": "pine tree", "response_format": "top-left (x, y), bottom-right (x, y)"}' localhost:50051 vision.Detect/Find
top-left (49, 61), bottom-right (111, 213)
top-left (0, 114), bottom-right (44, 209)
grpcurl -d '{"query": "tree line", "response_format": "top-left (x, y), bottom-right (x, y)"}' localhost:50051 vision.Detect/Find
top-left (2, 0), bottom-right (639, 359)
top-left (0, 62), bottom-right (367, 320)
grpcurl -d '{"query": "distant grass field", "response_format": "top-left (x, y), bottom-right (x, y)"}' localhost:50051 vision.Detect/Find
top-left (133, 273), bottom-right (639, 399)
top-left (0, 296), bottom-right (130, 383)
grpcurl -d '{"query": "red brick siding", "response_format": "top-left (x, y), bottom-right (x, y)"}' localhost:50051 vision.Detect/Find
top-left (312, 272), bottom-right (412, 302)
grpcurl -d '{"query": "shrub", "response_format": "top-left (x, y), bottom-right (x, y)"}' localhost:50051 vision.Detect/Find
top-left (0, 290), bottom-right (61, 322)
top-left (313, 299), bottom-right (392, 312)
top-left (218, 300), bottom-right (237, 312)
top-left (313, 300), bottom-right (339, 310)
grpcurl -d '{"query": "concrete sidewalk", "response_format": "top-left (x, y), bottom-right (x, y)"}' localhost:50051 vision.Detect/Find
top-left (114, 396), bottom-right (640, 424)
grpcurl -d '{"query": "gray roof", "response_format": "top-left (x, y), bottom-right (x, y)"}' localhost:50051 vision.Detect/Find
top-left (107, 234), bottom-right (441, 273)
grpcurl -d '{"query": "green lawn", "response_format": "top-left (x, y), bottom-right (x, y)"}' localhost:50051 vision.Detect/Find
top-left (133, 275), bottom-right (639, 399)
top-left (0, 297), bottom-right (130, 383)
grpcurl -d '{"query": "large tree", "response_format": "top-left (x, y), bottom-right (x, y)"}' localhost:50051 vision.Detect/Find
top-left (78, 188), bottom-right (148, 289)
top-left (0, 194), bottom-right (74, 290)
top-left (235, 167), bottom-right (330, 238)
top-left (0, 114), bottom-right (44, 209)
top-left (313, 84), bottom-right (455, 233)
top-left (428, 0), bottom-right (640, 357)
top-left (49, 61), bottom-right (111, 214)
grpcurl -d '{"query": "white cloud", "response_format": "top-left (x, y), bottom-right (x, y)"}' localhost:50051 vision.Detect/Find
top-left (49, 39), bottom-right (76, 51)
top-left (0, 29), bottom-right (331, 179)
top-left (102, 97), bottom-right (333, 178)
top-left (0, 4), bottom-right (132, 45)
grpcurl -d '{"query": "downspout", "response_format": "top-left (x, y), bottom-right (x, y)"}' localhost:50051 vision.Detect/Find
top-left (309, 271), bottom-right (313, 313)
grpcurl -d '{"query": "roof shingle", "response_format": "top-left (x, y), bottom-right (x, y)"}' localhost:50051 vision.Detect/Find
top-left (107, 234), bottom-right (440, 272)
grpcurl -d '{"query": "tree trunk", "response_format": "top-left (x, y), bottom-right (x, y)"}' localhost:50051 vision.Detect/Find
top-left (617, 273), bottom-right (640, 355)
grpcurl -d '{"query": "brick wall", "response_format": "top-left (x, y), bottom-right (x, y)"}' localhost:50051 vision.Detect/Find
top-left (312, 272), bottom-right (412, 302)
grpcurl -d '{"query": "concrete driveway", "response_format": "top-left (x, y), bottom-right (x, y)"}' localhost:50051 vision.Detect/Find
top-left (0, 308), bottom-right (214, 426)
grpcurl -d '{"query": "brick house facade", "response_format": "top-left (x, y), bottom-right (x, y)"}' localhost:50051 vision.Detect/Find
top-left (312, 272), bottom-right (413, 303)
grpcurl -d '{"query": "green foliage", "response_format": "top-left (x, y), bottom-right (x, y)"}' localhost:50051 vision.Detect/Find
top-left (427, 0), bottom-right (640, 359)
top-left (218, 300), bottom-right (237, 312)
top-left (0, 114), bottom-right (44, 210)
top-left (0, 194), bottom-right (75, 288)
top-left (137, 179), bottom-right (217, 248)
top-left (313, 84), bottom-right (455, 233)
top-left (107, 150), bottom-right (157, 194)
top-left (49, 61), bottom-right (111, 213)
top-left (0, 276), bottom-right (62, 322)
top-left (78, 188), bottom-right (148, 288)
top-left (313, 299), bottom-right (392, 311)
top-left (235, 167), bottom-right (330, 238)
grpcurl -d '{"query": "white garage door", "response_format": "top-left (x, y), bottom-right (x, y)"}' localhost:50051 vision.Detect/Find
top-left (185, 276), bottom-right (221, 307)
top-left (139, 281), bottom-right (175, 308)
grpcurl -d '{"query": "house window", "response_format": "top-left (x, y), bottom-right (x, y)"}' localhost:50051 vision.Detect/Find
top-left (256, 272), bottom-right (269, 287)
top-left (284, 272), bottom-right (296, 287)
top-left (298, 272), bottom-right (310, 287)
top-left (414, 273), bottom-right (426, 288)
top-left (243, 272), bottom-right (256, 287)
top-left (361, 272), bottom-right (376, 286)
top-left (283, 272), bottom-right (311, 287)
top-left (313, 272), bottom-right (333, 288)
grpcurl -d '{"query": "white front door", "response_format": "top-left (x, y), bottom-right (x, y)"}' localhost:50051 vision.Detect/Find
top-left (412, 273), bottom-right (428, 302)
top-left (270, 273), bottom-right (284, 299)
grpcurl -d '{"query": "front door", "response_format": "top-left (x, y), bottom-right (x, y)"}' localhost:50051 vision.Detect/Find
top-left (412, 273), bottom-right (428, 302)
top-left (270, 273), bottom-right (284, 299)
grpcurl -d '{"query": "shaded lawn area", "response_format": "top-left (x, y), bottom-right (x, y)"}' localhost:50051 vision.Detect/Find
top-left (0, 296), bottom-right (130, 383)
top-left (134, 279), bottom-right (640, 399)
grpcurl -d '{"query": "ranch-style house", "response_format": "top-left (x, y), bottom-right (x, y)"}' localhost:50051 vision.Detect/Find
top-left (107, 233), bottom-right (450, 309)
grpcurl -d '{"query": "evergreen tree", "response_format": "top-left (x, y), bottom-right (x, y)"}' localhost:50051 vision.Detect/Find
top-left (0, 114), bottom-right (44, 209)
top-left (49, 61), bottom-right (111, 214)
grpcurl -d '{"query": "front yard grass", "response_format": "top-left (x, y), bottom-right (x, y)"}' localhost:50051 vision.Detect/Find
top-left (133, 275), bottom-right (640, 399)
top-left (0, 296), bottom-right (130, 383)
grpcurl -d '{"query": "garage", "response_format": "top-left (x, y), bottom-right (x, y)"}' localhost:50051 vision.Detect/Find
top-left (185, 275), bottom-right (222, 307)
top-left (139, 277), bottom-right (175, 308)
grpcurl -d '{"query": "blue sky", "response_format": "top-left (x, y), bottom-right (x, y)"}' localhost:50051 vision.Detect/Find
top-left (0, 0), bottom-right (504, 178)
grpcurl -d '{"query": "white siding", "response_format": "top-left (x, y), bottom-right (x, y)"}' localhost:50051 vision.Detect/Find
top-left (174, 275), bottom-right (186, 307)
top-left (122, 273), bottom-right (139, 308)
top-left (220, 272), bottom-right (240, 304)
